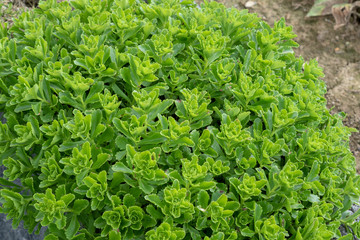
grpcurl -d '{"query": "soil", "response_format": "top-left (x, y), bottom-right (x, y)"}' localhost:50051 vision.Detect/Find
top-left (211, 0), bottom-right (360, 172)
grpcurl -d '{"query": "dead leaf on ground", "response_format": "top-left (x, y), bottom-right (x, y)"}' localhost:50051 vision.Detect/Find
top-left (306, 0), bottom-right (351, 17)
top-left (332, 3), bottom-right (352, 29)
top-left (332, 1), bottom-right (360, 29)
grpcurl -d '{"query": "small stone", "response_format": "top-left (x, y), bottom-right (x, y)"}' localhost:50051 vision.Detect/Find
top-left (245, 1), bottom-right (257, 8)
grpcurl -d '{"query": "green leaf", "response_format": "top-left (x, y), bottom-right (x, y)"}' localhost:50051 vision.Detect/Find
top-left (72, 199), bottom-right (89, 215)
top-left (59, 92), bottom-right (84, 111)
top-left (109, 230), bottom-right (122, 240)
top-left (145, 194), bottom-right (165, 209)
top-left (0, 177), bottom-right (21, 188)
top-left (338, 234), bottom-right (354, 240)
top-left (307, 161), bottom-right (320, 182)
top-left (61, 193), bottom-right (75, 206)
top-left (92, 153), bottom-right (110, 170)
top-left (241, 227), bottom-right (255, 237)
top-left (148, 99), bottom-right (174, 121)
top-left (65, 215), bottom-right (80, 239)
top-left (59, 140), bottom-right (86, 152)
top-left (198, 181), bottom-right (216, 190)
top-left (44, 234), bottom-right (59, 240)
top-left (146, 205), bottom-right (164, 220)
top-left (254, 203), bottom-right (263, 222)
top-left (198, 190), bottom-right (209, 209)
top-left (142, 214), bottom-right (157, 228)
top-left (31, 102), bottom-right (42, 116)
top-left (139, 178), bottom-right (154, 194)
top-left (123, 194), bottom-right (136, 207)
top-left (112, 162), bottom-right (133, 174)
top-left (187, 225), bottom-right (202, 240)
top-left (91, 110), bottom-right (105, 138)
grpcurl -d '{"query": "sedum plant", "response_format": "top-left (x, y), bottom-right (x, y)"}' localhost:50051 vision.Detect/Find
top-left (0, 0), bottom-right (359, 239)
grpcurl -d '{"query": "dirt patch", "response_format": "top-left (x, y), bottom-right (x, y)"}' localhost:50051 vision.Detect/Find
top-left (212, 0), bottom-right (360, 172)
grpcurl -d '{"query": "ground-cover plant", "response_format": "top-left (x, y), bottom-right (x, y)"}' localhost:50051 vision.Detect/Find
top-left (0, 0), bottom-right (359, 239)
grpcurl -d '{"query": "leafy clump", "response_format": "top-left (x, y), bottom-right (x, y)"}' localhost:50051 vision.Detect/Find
top-left (0, 0), bottom-right (359, 239)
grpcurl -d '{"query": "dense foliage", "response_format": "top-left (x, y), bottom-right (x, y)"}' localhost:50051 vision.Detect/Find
top-left (0, 0), bottom-right (359, 239)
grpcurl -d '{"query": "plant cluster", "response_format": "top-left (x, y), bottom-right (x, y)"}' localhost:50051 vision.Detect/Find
top-left (0, 0), bottom-right (359, 239)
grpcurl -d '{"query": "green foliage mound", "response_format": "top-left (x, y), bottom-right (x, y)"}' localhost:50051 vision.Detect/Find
top-left (0, 0), bottom-right (359, 239)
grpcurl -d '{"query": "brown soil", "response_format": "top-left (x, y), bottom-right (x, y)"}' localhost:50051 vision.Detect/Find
top-left (211, 0), bottom-right (360, 172)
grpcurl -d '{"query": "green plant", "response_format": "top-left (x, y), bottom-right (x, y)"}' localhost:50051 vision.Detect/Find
top-left (0, 0), bottom-right (359, 239)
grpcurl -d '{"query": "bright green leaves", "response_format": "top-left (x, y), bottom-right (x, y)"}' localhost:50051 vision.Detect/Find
top-left (60, 142), bottom-right (92, 180)
top-left (191, 129), bottom-right (217, 157)
top-left (163, 180), bottom-right (194, 222)
top-left (209, 58), bottom-right (236, 87)
top-left (138, 29), bottom-right (178, 64)
top-left (40, 119), bottom-right (66, 150)
top-left (181, 156), bottom-right (208, 183)
top-left (132, 88), bottom-right (173, 121)
top-left (145, 222), bottom-right (185, 240)
top-left (74, 45), bottom-right (117, 77)
top-left (11, 116), bottom-right (42, 150)
top-left (278, 161), bottom-right (303, 190)
top-left (64, 110), bottom-right (88, 139)
top-left (3, 157), bottom-right (24, 182)
top-left (216, 114), bottom-right (252, 156)
top-left (87, 172), bottom-right (108, 210)
top-left (210, 195), bottom-right (237, 227)
top-left (0, 189), bottom-right (29, 228)
top-left (34, 188), bottom-right (74, 229)
top-left (60, 141), bottom-right (110, 184)
top-left (256, 215), bottom-right (288, 240)
top-left (131, 146), bottom-right (165, 181)
top-left (175, 88), bottom-right (212, 129)
top-left (160, 116), bottom-right (194, 152)
top-left (111, 7), bottom-right (144, 46)
top-left (94, 194), bottom-right (156, 237)
top-left (196, 192), bottom-right (240, 233)
top-left (0, 122), bottom-right (11, 153)
top-left (121, 55), bottom-right (161, 88)
top-left (128, 206), bottom-right (144, 230)
top-left (133, 89), bottom-right (161, 111)
top-left (260, 137), bottom-right (285, 166)
top-left (64, 109), bottom-right (106, 140)
top-left (102, 205), bottom-right (129, 234)
top-left (132, 147), bottom-right (156, 173)
top-left (113, 115), bottom-right (147, 143)
top-left (139, 0), bottom-right (177, 25)
top-left (61, 72), bottom-right (94, 96)
top-left (197, 30), bottom-right (229, 67)
top-left (59, 80), bottom-right (104, 112)
top-left (230, 174), bottom-right (267, 201)
top-left (113, 145), bottom-right (167, 194)
top-left (146, 180), bottom-right (195, 223)
top-left (39, 146), bottom-right (63, 188)
top-left (205, 158), bottom-right (230, 176)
